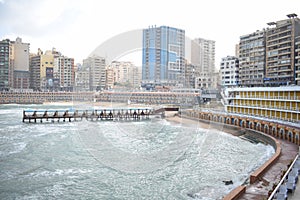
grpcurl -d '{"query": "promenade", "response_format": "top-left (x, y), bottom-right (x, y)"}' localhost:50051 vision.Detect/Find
top-left (239, 139), bottom-right (298, 199)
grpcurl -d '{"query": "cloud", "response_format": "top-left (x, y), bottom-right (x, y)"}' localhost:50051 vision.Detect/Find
top-left (0, 0), bottom-right (80, 37)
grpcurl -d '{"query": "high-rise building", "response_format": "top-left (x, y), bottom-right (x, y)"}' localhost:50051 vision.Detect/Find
top-left (296, 36), bottom-right (300, 85)
top-left (191, 38), bottom-right (215, 74)
top-left (239, 30), bottom-right (266, 87)
top-left (265, 14), bottom-right (300, 86)
top-left (29, 52), bottom-right (41, 91)
top-left (83, 55), bottom-right (106, 91)
top-left (142, 25), bottom-right (185, 86)
top-left (54, 56), bottom-right (75, 91)
top-left (0, 39), bottom-right (13, 90)
top-left (11, 37), bottom-right (30, 90)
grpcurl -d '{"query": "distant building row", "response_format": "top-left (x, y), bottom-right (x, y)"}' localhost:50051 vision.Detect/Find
top-left (220, 14), bottom-right (300, 87)
top-left (0, 38), bottom-right (141, 92)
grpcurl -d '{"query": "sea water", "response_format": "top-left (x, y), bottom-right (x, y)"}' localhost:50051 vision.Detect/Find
top-left (0, 104), bottom-right (274, 200)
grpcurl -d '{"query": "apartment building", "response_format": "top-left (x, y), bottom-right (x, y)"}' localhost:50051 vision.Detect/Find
top-left (265, 14), bottom-right (300, 86)
top-left (220, 56), bottom-right (239, 87)
top-left (239, 30), bottom-right (266, 87)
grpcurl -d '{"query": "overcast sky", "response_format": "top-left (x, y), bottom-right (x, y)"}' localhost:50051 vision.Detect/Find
top-left (1, 0), bottom-right (299, 68)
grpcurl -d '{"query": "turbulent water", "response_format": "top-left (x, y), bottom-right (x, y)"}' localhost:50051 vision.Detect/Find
top-left (0, 104), bottom-right (274, 200)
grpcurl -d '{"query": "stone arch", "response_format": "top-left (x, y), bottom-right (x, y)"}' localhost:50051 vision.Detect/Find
top-left (226, 117), bottom-right (231, 124)
top-left (200, 113), bottom-right (204, 120)
top-left (219, 116), bottom-right (224, 123)
top-left (213, 115), bottom-right (218, 122)
top-left (287, 130), bottom-right (293, 143)
top-left (256, 122), bottom-right (262, 132)
top-left (279, 128), bottom-right (285, 139)
top-left (264, 124), bottom-right (269, 134)
top-left (271, 126), bottom-right (277, 137)
top-left (249, 121), bottom-right (254, 129)
top-left (240, 120), bottom-right (246, 128)
top-left (208, 114), bottom-right (212, 121)
top-left (234, 118), bottom-right (239, 126)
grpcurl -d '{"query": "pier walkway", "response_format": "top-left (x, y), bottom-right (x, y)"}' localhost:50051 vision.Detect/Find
top-left (23, 108), bottom-right (153, 123)
top-left (22, 107), bottom-right (179, 123)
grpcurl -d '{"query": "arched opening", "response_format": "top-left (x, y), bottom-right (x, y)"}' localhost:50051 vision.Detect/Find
top-left (213, 115), bottom-right (218, 122)
top-left (288, 131), bottom-right (293, 143)
top-left (208, 114), bottom-right (212, 121)
top-left (219, 116), bottom-right (224, 123)
top-left (264, 124), bottom-right (269, 134)
top-left (226, 117), bottom-right (230, 124)
top-left (249, 122), bottom-right (254, 129)
top-left (272, 126), bottom-right (277, 137)
top-left (256, 123), bottom-right (261, 132)
top-left (279, 128), bottom-right (285, 139)
top-left (294, 133), bottom-right (299, 145)
top-left (234, 118), bottom-right (239, 126)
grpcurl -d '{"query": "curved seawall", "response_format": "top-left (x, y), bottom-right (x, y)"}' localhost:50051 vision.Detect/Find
top-left (182, 110), bottom-right (299, 200)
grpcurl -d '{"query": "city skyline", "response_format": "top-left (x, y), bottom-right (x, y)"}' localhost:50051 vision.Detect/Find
top-left (1, 0), bottom-right (300, 66)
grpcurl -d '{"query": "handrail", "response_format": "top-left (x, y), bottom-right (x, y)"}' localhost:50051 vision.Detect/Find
top-left (268, 154), bottom-right (299, 200)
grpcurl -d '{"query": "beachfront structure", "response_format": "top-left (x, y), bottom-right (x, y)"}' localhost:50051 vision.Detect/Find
top-left (239, 30), bottom-right (266, 87)
top-left (0, 39), bottom-right (13, 90)
top-left (95, 91), bottom-right (200, 106)
top-left (142, 25), bottom-right (185, 86)
top-left (220, 56), bottom-right (239, 87)
top-left (265, 14), bottom-right (300, 86)
top-left (0, 91), bottom-right (94, 104)
top-left (225, 86), bottom-right (300, 122)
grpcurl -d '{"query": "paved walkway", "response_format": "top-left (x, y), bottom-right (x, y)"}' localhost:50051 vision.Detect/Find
top-left (288, 172), bottom-right (300, 200)
top-left (238, 140), bottom-right (298, 200)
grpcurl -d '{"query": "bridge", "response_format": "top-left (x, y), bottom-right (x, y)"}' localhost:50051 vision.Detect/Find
top-left (22, 107), bottom-right (179, 123)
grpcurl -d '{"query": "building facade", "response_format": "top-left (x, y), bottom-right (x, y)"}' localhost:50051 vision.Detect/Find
top-left (142, 26), bottom-right (185, 86)
top-left (265, 15), bottom-right (300, 86)
top-left (110, 61), bottom-right (142, 89)
top-left (191, 38), bottom-right (215, 74)
top-left (239, 30), bottom-right (266, 87)
top-left (226, 86), bottom-right (300, 122)
top-left (54, 56), bottom-right (75, 91)
top-left (296, 36), bottom-right (300, 85)
top-left (82, 56), bottom-right (106, 91)
top-left (195, 72), bottom-right (219, 89)
top-left (0, 39), bottom-right (13, 90)
top-left (11, 37), bottom-right (30, 90)
top-left (220, 56), bottom-right (239, 87)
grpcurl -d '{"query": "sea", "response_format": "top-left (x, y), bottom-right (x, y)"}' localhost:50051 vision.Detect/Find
top-left (0, 104), bottom-right (275, 200)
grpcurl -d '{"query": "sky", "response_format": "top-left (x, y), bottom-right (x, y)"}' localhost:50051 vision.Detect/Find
top-left (1, 0), bottom-right (300, 68)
